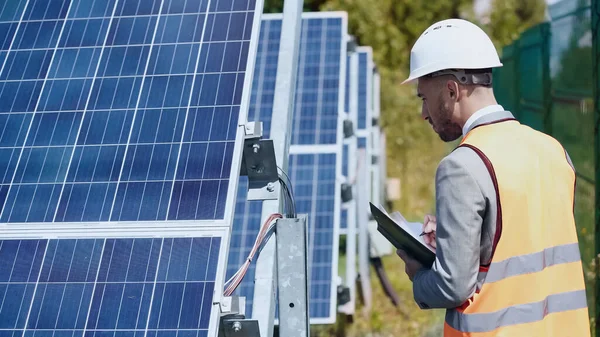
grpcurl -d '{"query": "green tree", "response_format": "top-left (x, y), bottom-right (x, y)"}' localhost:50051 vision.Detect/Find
top-left (319, 0), bottom-right (473, 217)
top-left (486, 0), bottom-right (546, 48)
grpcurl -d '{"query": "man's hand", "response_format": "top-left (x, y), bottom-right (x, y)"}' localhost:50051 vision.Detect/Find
top-left (396, 249), bottom-right (424, 281)
top-left (422, 214), bottom-right (437, 249)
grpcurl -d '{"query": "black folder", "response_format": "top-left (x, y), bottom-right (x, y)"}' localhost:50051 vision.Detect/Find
top-left (369, 202), bottom-right (436, 268)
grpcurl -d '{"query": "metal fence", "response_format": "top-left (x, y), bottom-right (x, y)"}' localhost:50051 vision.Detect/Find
top-left (493, 0), bottom-right (597, 333)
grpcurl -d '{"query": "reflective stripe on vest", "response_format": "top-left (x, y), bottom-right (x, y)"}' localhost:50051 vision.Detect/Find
top-left (446, 289), bottom-right (587, 333)
top-left (443, 119), bottom-right (590, 337)
top-left (483, 242), bottom-right (581, 284)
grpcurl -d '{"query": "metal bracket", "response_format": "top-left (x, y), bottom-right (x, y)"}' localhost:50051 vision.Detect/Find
top-left (240, 122), bottom-right (279, 201)
top-left (337, 285), bottom-right (351, 306)
top-left (219, 317), bottom-right (261, 337)
top-left (341, 183), bottom-right (353, 203)
top-left (343, 119), bottom-right (354, 138)
top-left (218, 297), bottom-right (261, 337)
top-left (347, 35), bottom-right (357, 53)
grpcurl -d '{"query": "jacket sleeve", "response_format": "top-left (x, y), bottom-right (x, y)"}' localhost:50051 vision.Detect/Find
top-left (412, 153), bottom-right (487, 309)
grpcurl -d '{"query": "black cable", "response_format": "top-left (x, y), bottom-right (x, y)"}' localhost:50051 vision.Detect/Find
top-left (276, 166), bottom-right (296, 217)
top-left (278, 177), bottom-right (290, 217)
top-left (277, 166), bottom-right (295, 203)
top-left (278, 176), bottom-right (291, 217)
top-left (279, 177), bottom-right (295, 218)
top-left (286, 179), bottom-right (296, 217)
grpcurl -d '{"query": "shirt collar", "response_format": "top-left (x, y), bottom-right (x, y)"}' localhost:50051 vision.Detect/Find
top-left (462, 104), bottom-right (505, 136)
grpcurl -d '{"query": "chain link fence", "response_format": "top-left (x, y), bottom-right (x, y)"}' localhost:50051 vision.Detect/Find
top-left (493, 0), bottom-right (596, 333)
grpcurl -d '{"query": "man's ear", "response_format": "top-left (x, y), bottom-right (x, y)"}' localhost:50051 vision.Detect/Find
top-left (446, 80), bottom-right (459, 101)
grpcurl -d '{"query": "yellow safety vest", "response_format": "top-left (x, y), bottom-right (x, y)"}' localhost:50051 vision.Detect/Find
top-left (443, 118), bottom-right (590, 337)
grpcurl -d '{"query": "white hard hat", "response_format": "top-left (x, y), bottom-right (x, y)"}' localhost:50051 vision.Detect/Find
top-left (402, 18), bottom-right (502, 85)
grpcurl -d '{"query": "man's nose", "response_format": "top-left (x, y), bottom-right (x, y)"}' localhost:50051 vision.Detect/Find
top-left (421, 103), bottom-right (428, 121)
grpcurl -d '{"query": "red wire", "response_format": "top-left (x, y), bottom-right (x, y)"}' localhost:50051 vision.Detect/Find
top-left (224, 213), bottom-right (282, 296)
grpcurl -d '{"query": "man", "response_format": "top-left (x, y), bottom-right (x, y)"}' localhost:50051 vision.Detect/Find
top-left (395, 18), bottom-right (591, 336)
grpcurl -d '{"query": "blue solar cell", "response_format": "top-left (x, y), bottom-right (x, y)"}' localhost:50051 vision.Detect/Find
top-left (358, 52), bottom-right (368, 130)
top-left (340, 208), bottom-right (348, 230)
top-left (0, 24), bottom-right (18, 50)
top-left (0, 0), bottom-right (260, 223)
top-left (0, 236), bottom-right (220, 336)
top-left (342, 143), bottom-right (349, 176)
top-left (1, 50), bottom-right (54, 80)
top-left (358, 136), bottom-right (367, 149)
top-left (344, 54), bottom-right (350, 113)
top-left (71, 0), bottom-right (117, 18)
top-left (0, 0), bottom-right (28, 22)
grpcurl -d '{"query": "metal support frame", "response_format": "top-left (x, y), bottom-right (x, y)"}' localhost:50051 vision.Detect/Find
top-left (276, 215), bottom-right (310, 337)
top-left (252, 0), bottom-right (304, 336)
top-left (338, 44), bottom-right (358, 317)
top-left (356, 148), bottom-right (372, 311)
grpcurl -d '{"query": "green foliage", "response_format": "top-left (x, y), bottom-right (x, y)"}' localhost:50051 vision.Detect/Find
top-left (487, 0), bottom-right (546, 48)
top-left (319, 0), bottom-right (472, 217)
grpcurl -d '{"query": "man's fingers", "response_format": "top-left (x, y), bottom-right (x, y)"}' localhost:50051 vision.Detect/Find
top-left (423, 222), bottom-right (436, 232)
top-left (396, 249), bottom-right (407, 260)
top-left (424, 214), bottom-right (436, 224)
top-left (423, 214), bottom-right (437, 233)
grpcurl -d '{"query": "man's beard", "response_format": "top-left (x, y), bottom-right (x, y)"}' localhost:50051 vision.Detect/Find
top-left (434, 99), bottom-right (462, 142)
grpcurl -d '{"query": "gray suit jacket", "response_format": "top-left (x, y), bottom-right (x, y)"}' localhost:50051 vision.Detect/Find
top-left (412, 110), bottom-right (574, 309)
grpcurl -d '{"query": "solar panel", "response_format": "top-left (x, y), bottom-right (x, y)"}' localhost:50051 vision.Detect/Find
top-left (0, 0), bottom-right (261, 224)
top-left (0, 233), bottom-right (224, 337)
top-left (226, 12), bottom-right (347, 324)
top-left (0, 0), bottom-right (264, 336)
top-left (355, 47), bottom-right (373, 194)
top-left (354, 47), bottom-right (373, 306)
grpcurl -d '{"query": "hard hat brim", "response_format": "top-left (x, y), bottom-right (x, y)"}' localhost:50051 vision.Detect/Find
top-left (401, 62), bottom-right (503, 85)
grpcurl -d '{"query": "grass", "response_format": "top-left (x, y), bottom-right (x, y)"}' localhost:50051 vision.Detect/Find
top-left (313, 252), bottom-right (445, 337)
